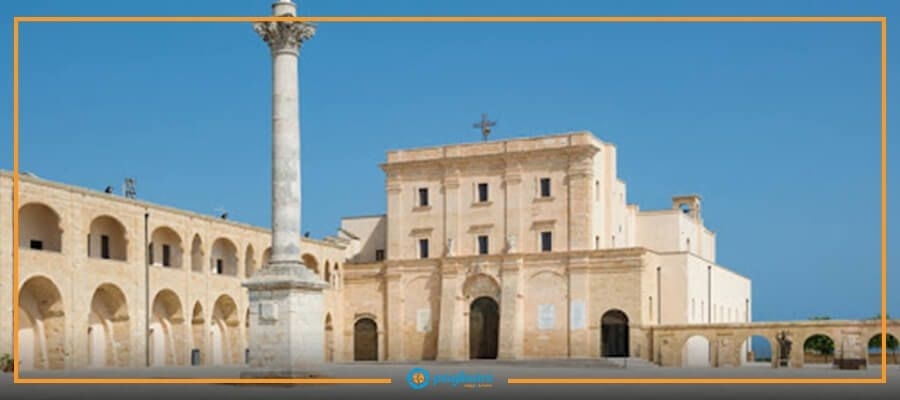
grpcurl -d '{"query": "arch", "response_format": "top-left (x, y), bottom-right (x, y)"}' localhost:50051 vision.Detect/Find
top-left (210, 238), bottom-right (238, 276)
top-left (19, 202), bottom-right (63, 252)
top-left (353, 318), bottom-right (378, 361)
top-left (324, 261), bottom-right (331, 284)
top-left (244, 245), bottom-right (256, 278)
top-left (469, 296), bottom-right (500, 360)
top-left (867, 333), bottom-right (899, 365)
top-left (681, 335), bottom-right (711, 367)
top-left (88, 215), bottom-right (127, 261)
top-left (301, 253), bottom-right (319, 275)
top-left (600, 309), bottom-right (629, 358)
top-left (802, 333), bottom-right (836, 366)
top-left (739, 334), bottom-right (774, 366)
top-left (18, 276), bottom-right (66, 370)
top-left (150, 226), bottom-right (183, 268)
top-left (150, 289), bottom-right (186, 366)
top-left (88, 283), bottom-right (130, 367)
top-left (462, 273), bottom-right (501, 301)
top-left (261, 247), bottom-right (272, 268)
top-left (324, 313), bottom-right (334, 362)
top-left (211, 294), bottom-right (240, 364)
top-left (191, 302), bottom-right (205, 364)
top-left (190, 235), bottom-right (204, 273)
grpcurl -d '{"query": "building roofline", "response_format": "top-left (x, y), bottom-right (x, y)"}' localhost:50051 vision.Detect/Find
top-left (0, 170), bottom-right (346, 249)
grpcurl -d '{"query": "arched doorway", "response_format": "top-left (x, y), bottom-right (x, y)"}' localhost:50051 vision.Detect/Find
top-left (353, 318), bottom-right (378, 361)
top-left (600, 309), bottom-right (629, 357)
top-left (469, 297), bottom-right (500, 359)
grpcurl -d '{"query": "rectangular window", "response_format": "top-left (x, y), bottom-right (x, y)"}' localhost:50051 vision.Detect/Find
top-left (100, 235), bottom-right (110, 259)
top-left (216, 259), bottom-right (224, 274)
top-left (418, 239), bottom-right (429, 259)
top-left (539, 178), bottom-right (551, 197)
top-left (477, 183), bottom-right (489, 202)
top-left (477, 235), bottom-right (489, 255)
top-left (540, 231), bottom-right (552, 252)
top-left (162, 244), bottom-right (171, 267)
top-left (29, 240), bottom-right (43, 250)
top-left (418, 188), bottom-right (429, 207)
top-left (375, 249), bottom-right (385, 261)
top-left (148, 243), bottom-right (154, 265)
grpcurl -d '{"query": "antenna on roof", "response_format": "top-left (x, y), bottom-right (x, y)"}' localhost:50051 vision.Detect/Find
top-left (124, 178), bottom-right (136, 199)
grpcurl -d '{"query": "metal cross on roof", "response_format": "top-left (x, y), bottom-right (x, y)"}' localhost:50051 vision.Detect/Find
top-left (473, 113), bottom-right (497, 142)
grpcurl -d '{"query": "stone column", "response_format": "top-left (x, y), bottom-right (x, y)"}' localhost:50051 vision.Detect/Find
top-left (242, 0), bottom-right (328, 378)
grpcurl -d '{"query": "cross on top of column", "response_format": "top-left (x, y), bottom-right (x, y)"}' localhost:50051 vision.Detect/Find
top-left (253, 0), bottom-right (315, 55)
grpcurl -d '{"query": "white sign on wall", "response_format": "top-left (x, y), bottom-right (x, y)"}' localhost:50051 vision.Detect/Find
top-left (416, 308), bottom-right (432, 333)
top-left (537, 304), bottom-right (555, 330)
top-left (570, 301), bottom-right (585, 330)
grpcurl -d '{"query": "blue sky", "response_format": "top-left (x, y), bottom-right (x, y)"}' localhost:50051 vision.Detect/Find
top-left (0, 0), bottom-right (896, 326)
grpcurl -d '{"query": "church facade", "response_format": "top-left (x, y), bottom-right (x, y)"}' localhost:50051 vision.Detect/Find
top-left (0, 131), bottom-right (752, 369)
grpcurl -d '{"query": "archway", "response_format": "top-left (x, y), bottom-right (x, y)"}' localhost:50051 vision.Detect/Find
top-left (211, 295), bottom-right (240, 364)
top-left (261, 247), bottom-right (272, 268)
top-left (88, 284), bottom-right (130, 367)
top-left (353, 318), bottom-right (378, 361)
top-left (88, 215), bottom-right (127, 261)
top-left (302, 253), bottom-right (319, 276)
top-left (802, 333), bottom-right (836, 367)
top-left (191, 302), bottom-right (205, 364)
top-left (682, 335), bottom-right (711, 367)
top-left (150, 289), bottom-right (185, 366)
top-left (190, 235), bottom-right (204, 273)
top-left (150, 226), bottom-right (183, 268)
top-left (469, 296), bottom-right (499, 359)
top-left (18, 276), bottom-right (66, 370)
top-left (210, 238), bottom-right (238, 276)
top-left (19, 203), bottom-right (63, 252)
top-left (740, 335), bottom-right (773, 366)
top-left (867, 333), bottom-right (899, 365)
top-left (325, 314), bottom-right (334, 362)
top-left (244, 245), bottom-right (256, 278)
top-left (600, 309), bottom-right (629, 358)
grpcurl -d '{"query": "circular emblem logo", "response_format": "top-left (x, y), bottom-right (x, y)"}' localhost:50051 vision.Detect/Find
top-left (406, 367), bottom-right (430, 390)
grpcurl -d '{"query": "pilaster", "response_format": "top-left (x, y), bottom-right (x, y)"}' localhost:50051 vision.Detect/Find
top-left (436, 261), bottom-right (463, 360)
top-left (384, 269), bottom-right (405, 360)
top-left (497, 257), bottom-right (524, 359)
top-left (567, 256), bottom-right (591, 358)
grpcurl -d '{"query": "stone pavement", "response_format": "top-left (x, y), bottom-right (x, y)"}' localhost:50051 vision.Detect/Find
top-left (4, 361), bottom-right (899, 400)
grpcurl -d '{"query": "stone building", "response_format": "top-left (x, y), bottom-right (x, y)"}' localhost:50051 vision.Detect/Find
top-left (1, 130), bottom-right (752, 369)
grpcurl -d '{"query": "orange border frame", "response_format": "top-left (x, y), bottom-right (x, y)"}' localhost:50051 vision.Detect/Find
top-left (10, 15), bottom-right (888, 386)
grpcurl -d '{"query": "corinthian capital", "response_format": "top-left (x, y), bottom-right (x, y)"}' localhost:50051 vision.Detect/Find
top-left (254, 20), bottom-right (316, 55)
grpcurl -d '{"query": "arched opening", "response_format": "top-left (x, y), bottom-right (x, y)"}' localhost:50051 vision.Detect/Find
top-left (324, 313), bottom-right (334, 362)
top-left (600, 309), bottom-right (629, 358)
top-left (18, 276), bottom-right (66, 370)
top-left (324, 262), bottom-right (331, 285)
top-left (353, 318), bottom-right (378, 361)
top-left (88, 215), bottom-right (127, 261)
top-left (209, 238), bottom-right (238, 276)
top-left (88, 284), bottom-right (130, 367)
top-left (302, 253), bottom-right (319, 276)
top-left (469, 296), bottom-right (499, 360)
top-left (211, 295), bottom-right (240, 364)
top-left (191, 302), bottom-right (205, 364)
top-left (150, 226), bottom-right (183, 268)
top-left (867, 333), bottom-right (899, 365)
top-left (19, 203), bottom-right (63, 252)
top-left (740, 335), bottom-right (773, 366)
top-left (681, 335), bottom-right (711, 367)
top-left (190, 235), bottom-right (204, 273)
top-left (150, 289), bottom-right (185, 366)
top-left (261, 247), bottom-right (272, 268)
top-left (802, 333), bottom-right (836, 367)
top-left (244, 245), bottom-right (256, 278)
